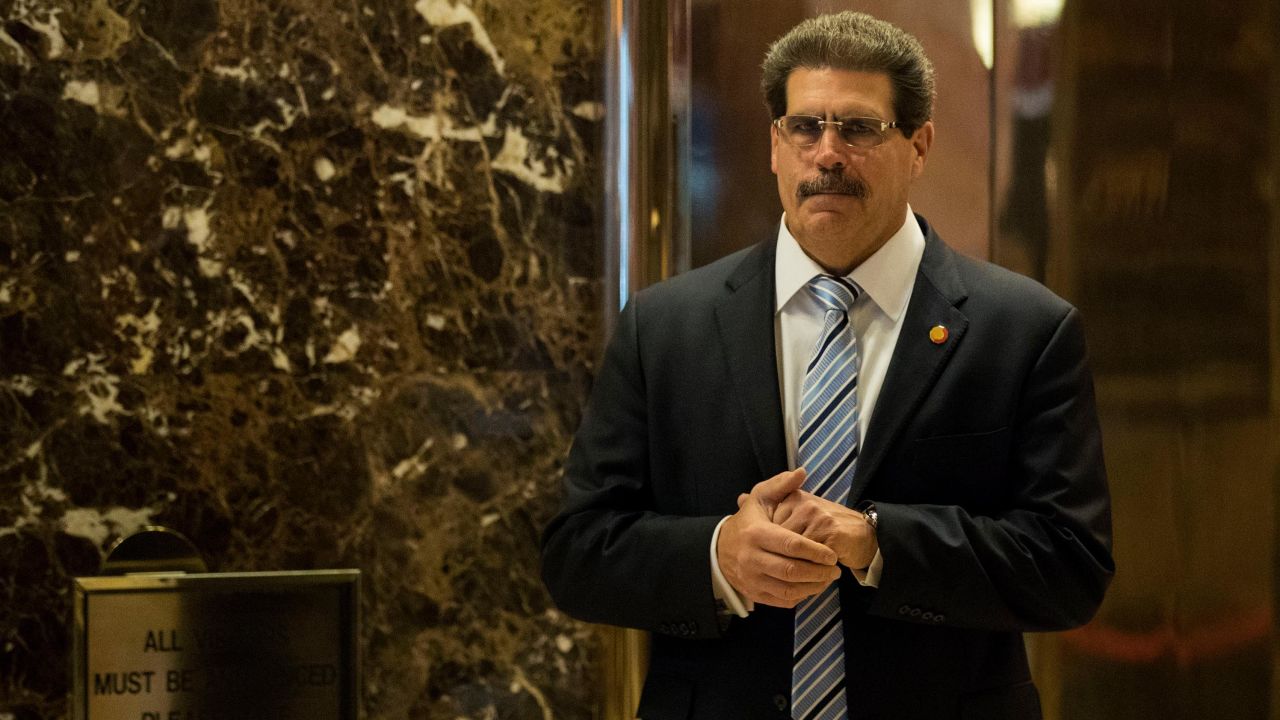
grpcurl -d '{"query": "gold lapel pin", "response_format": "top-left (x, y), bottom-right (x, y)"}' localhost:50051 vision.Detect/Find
top-left (929, 325), bottom-right (949, 345)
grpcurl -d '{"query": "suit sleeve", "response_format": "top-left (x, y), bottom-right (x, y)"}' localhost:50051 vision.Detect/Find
top-left (867, 306), bottom-right (1114, 632)
top-left (540, 298), bottom-right (725, 638)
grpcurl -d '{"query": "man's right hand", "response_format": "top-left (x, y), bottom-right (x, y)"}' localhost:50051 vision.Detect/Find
top-left (716, 469), bottom-right (841, 608)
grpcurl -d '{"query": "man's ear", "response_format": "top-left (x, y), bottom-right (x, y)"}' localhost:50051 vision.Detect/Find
top-left (910, 120), bottom-right (935, 179)
top-left (770, 122), bottom-right (780, 175)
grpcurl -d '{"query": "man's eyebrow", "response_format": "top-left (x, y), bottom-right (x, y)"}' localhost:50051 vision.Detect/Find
top-left (831, 111), bottom-right (884, 121)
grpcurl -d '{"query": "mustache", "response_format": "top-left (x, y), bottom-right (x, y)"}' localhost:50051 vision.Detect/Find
top-left (796, 171), bottom-right (868, 201)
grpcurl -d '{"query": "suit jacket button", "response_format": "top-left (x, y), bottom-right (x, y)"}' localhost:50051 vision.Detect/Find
top-left (898, 605), bottom-right (911, 615)
top-left (910, 608), bottom-right (922, 617)
top-left (933, 614), bottom-right (946, 623)
top-left (659, 623), bottom-right (670, 634)
top-left (773, 694), bottom-right (788, 711)
top-left (921, 611), bottom-right (934, 621)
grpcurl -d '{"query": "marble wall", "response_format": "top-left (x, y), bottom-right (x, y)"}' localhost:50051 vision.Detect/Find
top-left (0, 0), bottom-right (604, 718)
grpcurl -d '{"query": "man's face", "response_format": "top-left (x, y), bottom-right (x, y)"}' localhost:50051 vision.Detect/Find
top-left (771, 67), bottom-right (933, 274)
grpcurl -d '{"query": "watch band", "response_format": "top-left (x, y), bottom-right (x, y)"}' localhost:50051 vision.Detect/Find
top-left (854, 500), bottom-right (878, 531)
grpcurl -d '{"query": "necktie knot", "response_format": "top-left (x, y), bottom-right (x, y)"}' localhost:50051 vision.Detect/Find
top-left (807, 275), bottom-right (859, 314)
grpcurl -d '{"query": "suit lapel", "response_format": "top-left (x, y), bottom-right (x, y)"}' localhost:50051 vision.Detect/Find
top-left (714, 240), bottom-right (789, 480)
top-left (850, 219), bottom-right (970, 502)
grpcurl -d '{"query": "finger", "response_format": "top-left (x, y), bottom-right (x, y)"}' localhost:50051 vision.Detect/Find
top-left (773, 506), bottom-right (792, 525)
top-left (753, 467), bottom-right (807, 506)
top-left (747, 587), bottom-right (797, 608)
top-left (755, 523), bottom-right (837, 565)
top-left (756, 551), bottom-right (842, 584)
top-left (772, 490), bottom-right (810, 527)
top-left (777, 515), bottom-right (810, 537)
top-left (748, 576), bottom-right (834, 608)
top-left (753, 592), bottom-right (792, 608)
top-left (778, 507), bottom-right (823, 536)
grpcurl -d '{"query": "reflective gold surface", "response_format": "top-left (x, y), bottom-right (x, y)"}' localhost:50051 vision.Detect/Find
top-left (599, 627), bottom-right (649, 720)
top-left (604, 0), bottom-right (684, 325)
top-left (608, 0), bottom-right (1278, 716)
top-left (601, 1), bottom-right (679, 714)
top-left (994, 0), bottom-right (1277, 717)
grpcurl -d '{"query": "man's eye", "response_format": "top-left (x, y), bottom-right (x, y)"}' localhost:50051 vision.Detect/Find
top-left (842, 121), bottom-right (876, 135)
top-left (792, 120), bottom-right (821, 133)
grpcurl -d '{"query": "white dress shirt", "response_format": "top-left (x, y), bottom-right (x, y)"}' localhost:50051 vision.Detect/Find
top-left (710, 205), bottom-right (926, 617)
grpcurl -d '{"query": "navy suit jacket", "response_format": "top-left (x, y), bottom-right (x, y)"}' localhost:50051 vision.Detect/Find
top-left (541, 216), bottom-right (1114, 719)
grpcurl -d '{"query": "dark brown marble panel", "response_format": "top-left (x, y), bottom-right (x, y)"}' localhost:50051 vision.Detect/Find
top-left (0, 1), bottom-right (604, 718)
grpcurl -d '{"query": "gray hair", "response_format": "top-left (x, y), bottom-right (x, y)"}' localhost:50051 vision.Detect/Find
top-left (761, 11), bottom-right (935, 134)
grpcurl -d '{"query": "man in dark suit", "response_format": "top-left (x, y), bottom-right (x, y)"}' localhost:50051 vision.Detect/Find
top-left (541, 11), bottom-right (1113, 720)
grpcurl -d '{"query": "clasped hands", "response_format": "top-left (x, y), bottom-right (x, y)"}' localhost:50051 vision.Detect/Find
top-left (717, 469), bottom-right (877, 608)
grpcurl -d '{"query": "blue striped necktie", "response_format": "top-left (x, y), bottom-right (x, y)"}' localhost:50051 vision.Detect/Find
top-left (792, 274), bottom-right (861, 720)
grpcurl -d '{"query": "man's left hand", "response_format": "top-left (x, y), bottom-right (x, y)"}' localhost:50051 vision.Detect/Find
top-left (773, 491), bottom-right (878, 570)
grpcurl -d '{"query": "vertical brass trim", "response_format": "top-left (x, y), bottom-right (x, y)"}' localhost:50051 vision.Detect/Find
top-left (602, 0), bottom-right (630, 335)
top-left (985, 0), bottom-right (999, 262)
top-left (1270, 0), bottom-right (1280, 714)
top-left (600, 627), bottom-right (651, 720)
top-left (601, 0), bottom-right (690, 717)
top-left (603, 0), bottom-right (688, 333)
top-left (668, 0), bottom-right (692, 276)
top-left (1044, 0), bottom-right (1080, 305)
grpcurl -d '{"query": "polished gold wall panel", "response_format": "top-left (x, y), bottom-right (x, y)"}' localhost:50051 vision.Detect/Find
top-left (994, 0), bottom-right (1278, 717)
top-left (607, 0), bottom-right (1277, 717)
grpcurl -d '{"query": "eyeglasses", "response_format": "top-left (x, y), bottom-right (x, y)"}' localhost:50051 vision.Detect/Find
top-left (773, 115), bottom-right (901, 150)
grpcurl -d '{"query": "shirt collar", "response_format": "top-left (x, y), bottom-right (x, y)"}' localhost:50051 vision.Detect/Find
top-left (774, 205), bottom-right (925, 322)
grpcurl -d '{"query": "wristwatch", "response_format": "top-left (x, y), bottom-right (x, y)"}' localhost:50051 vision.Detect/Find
top-left (854, 500), bottom-right (878, 531)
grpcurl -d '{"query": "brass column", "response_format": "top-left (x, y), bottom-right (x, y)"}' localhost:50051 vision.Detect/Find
top-left (1271, 0), bottom-right (1280, 713)
top-left (601, 0), bottom-right (691, 717)
top-left (603, 0), bottom-right (690, 329)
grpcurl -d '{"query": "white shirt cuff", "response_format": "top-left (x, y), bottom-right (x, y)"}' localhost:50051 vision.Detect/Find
top-left (710, 516), bottom-right (753, 617)
top-left (851, 549), bottom-right (883, 587)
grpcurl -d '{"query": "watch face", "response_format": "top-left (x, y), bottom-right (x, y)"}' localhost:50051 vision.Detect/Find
top-left (855, 501), bottom-right (878, 530)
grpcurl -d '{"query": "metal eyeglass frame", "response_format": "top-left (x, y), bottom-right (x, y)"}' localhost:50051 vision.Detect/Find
top-left (773, 115), bottom-right (903, 149)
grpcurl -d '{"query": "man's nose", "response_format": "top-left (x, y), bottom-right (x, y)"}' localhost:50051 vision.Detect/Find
top-left (813, 124), bottom-right (848, 169)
